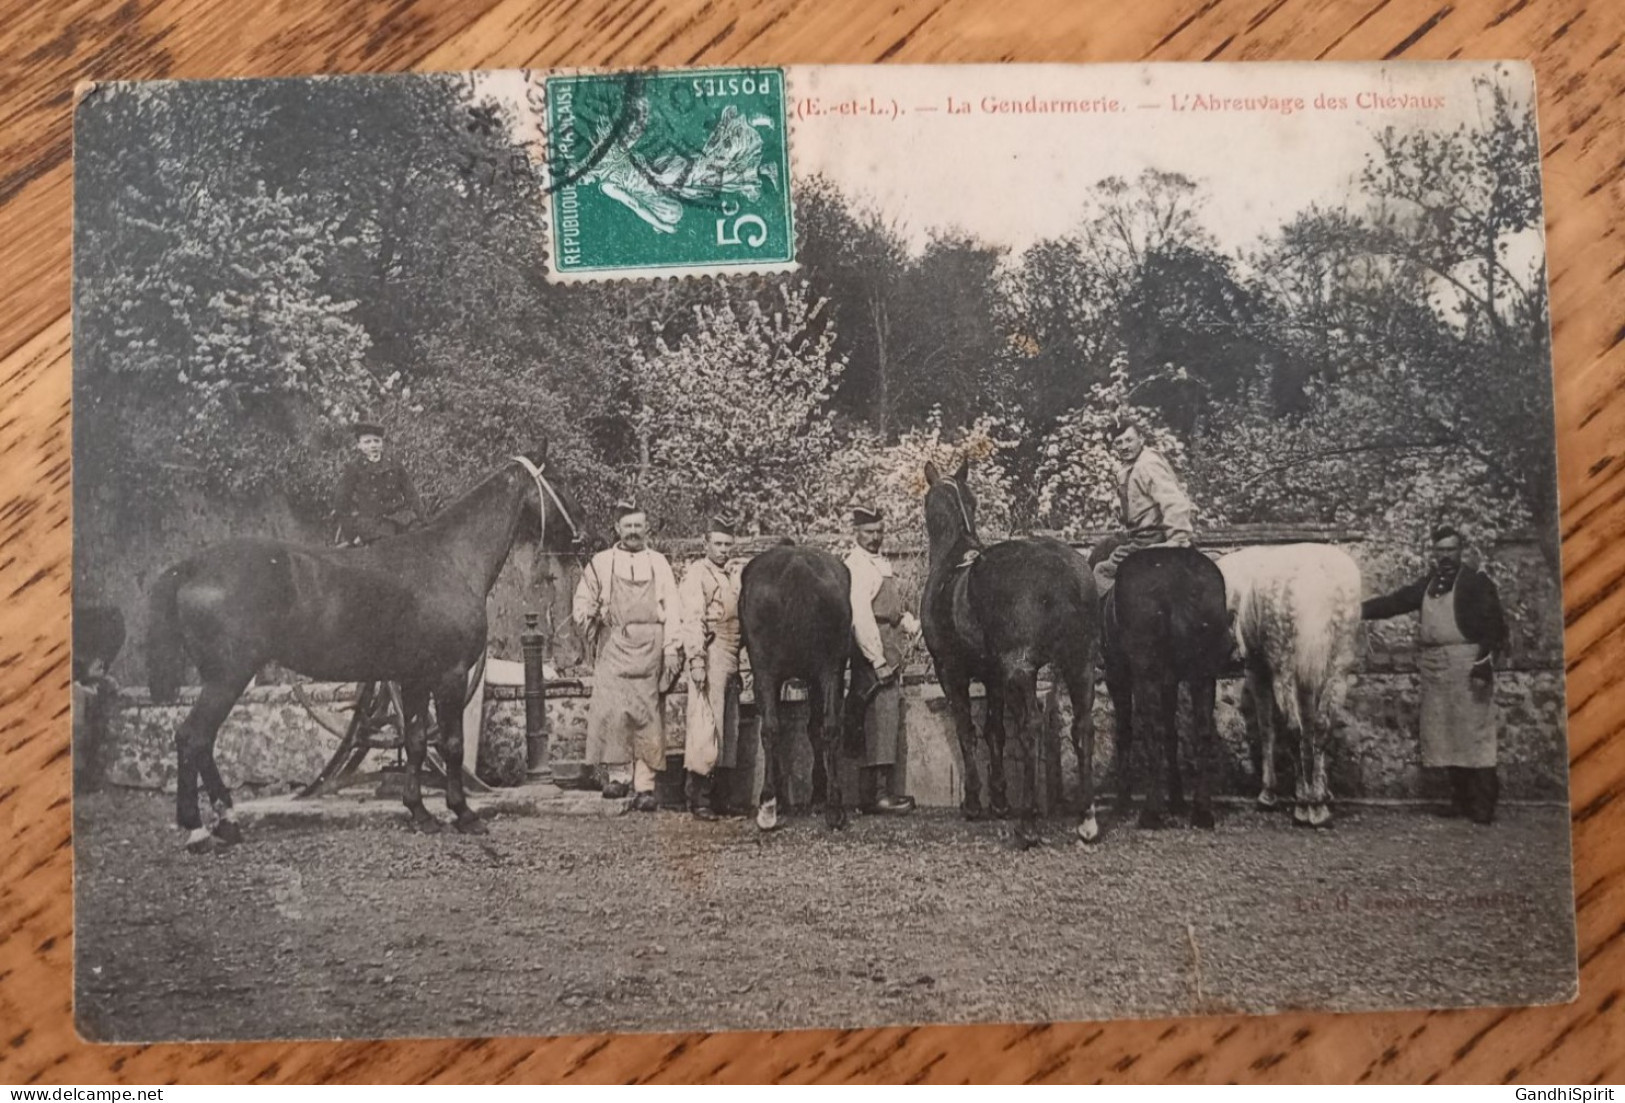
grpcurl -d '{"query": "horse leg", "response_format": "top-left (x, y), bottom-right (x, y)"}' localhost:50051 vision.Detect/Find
top-left (984, 677), bottom-right (1010, 819)
top-left (1043, 680), bottom-right (1064, 815)
top-left (1190, 677), bottom-right (1218, 830)
top-left (1165, 686), bottom-right (1187, 816)
top-left (1277, 673), bottom-right (1315, 828)
top-left (808, 677), bottom-right (831, 814)
top-left (808, 725), bottom-right (829, 815)
top-left (435, 669), bottom-right (485, 834)
top-left (1137, 679), bottom-right (1173, 830)
top-left (1006, 667), bottom-right (1042, 848)
top-left (175, 674), bottom-right (252, 852)
top-left (1250, 664), bottom-right (1280, 810)
top-left (1106, 658), bottom-right (1135, 819)
top-left (400, 682), bottom-right (441, 833)
top-left (815, 675), bottom-right (847, 831)
top-left (940, 663), bottom-right (983, 820)
top-left (1303, 681), bottom-right (1333, 828)
top-left (755, 674), bottom-right (783, 831)
top-left (199, 729), bottom-right (240, 846)
top-left (1063, 656), bottom-right (1100, 843)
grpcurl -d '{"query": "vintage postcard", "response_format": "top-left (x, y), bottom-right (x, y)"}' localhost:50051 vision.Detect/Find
top-left (71, 61), bottom-right (1576, 1042)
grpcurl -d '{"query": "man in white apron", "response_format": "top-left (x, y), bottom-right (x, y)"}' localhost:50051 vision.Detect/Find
top-left (1362, 525), bottom-right (1510, 824)
top-left (677, 516), bottom-right (745, 820)
top-left (572, 503), bottom-right (683, 812)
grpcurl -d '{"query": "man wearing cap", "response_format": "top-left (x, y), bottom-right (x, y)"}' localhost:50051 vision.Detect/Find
top-left (1362, 524), bottom-right (1510, 824)
top-left (1093, 418), bottom-right (1197, 596)
top-left (677, 517), bottom-right (746, 820)
top-left (842, 505), bottom-right (918, 815)
top-left (333, 420), bottom-right (424, 546)
top-left (572, 503), bottom-right (684, 812)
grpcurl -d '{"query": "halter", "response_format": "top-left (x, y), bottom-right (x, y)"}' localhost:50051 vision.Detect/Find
top-left (511, 455), bottom-right (584, 546)
top-left (943, 479), bottom-right (980, 547)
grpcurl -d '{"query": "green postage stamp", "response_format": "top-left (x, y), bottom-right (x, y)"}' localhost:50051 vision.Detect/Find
top-left (544, 67), bottom-right (795, 280)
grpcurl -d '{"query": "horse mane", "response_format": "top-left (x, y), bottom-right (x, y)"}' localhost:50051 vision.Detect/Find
top-left (923, 482), bottom-right (979, 568)
top-left (416, 463), bottom-right (522, 534)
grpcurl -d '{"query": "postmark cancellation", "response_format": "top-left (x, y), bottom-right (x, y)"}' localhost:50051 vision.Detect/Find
top-left (540, 67), bottom-right (795, 282)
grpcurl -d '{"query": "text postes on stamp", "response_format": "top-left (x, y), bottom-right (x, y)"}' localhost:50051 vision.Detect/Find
top-left (544, 67), bottom-right (795, 281)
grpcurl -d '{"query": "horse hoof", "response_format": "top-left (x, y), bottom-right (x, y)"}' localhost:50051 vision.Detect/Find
top-left (1138, 810), bottom-right (1167, 830)
top-left (756, 800), bottom-right (779, 832)
top-left (211, 819), bottom-right (243, 846)
top-left (1014, 825), bottom-right (1042, 850)
top-left (1076, 816), bottom-right (1101, 844)
top-left (1308, 804), bottom-right (1333, 828)
top-left (183, 828), bottom-right (217, 854)
top-left (1192, 806), bottom-right (1216, 831)
top-left (409, 815), bottom-right (444, 834)
top-left (1256, 790), bottom-right (1279, 811)
top-left (454, 815), bottom-right (489, 835)
top-left (824, 806), bottom-right (848, 831)
top-left (962, 803), bottom-right (985, 822)
top-left (990, 801), bottom-right (1011, 820)
top-left (1291, 805), bottom-right (1313, 827)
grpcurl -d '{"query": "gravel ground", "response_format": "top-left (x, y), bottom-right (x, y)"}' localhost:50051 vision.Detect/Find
top-left (73, 790), bottom-right (1578, 1042)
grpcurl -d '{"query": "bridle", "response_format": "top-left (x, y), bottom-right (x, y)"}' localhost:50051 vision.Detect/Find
top-left (511, 455), bottom-right (585, 549)
top-left (942, 479), bottom-right (980, 548)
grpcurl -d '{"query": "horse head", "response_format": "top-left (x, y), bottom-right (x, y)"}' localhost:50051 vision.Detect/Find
top-left (923, 459), bottom-right (982, 558)
top-left (511, 442), bottom-right (593, 562)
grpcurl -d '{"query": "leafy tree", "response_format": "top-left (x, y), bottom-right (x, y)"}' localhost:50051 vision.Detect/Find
top-left (886, 233), bottom-right (1011, 431)
top-left (795, 178), bottom-right (917, 438)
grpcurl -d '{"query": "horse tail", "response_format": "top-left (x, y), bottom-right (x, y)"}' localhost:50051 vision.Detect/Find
top-left (146, 562), bottom-right (192, 703)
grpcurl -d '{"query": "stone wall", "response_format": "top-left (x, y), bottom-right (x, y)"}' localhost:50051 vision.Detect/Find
top-left (85, 667), bottom-right (1568, 805)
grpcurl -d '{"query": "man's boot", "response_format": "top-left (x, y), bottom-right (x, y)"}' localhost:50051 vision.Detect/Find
top-left (866, 765), bottom-right (915, 814)
top-left (710, 767), bottom-right (745, 817)
top-left (1435, 767), bottom-right (1468, 818)
top-left (1469, 767), bottom-right (1499, 825)
top-left (686, 771), bottom-right (719, 822)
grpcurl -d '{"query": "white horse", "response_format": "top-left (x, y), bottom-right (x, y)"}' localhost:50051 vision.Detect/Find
top-left (1217, 544), bottom-right (1362, 827)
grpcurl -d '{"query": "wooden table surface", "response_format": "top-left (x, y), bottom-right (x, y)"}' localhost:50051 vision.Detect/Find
top-left (2, 0), bottom-right (1621, 1084)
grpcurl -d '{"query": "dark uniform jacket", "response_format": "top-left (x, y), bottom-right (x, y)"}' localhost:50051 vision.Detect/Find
top-left (333, 456), bottom-right (423, 545)
top-left (1361, 565), bottom-right (1510, 659)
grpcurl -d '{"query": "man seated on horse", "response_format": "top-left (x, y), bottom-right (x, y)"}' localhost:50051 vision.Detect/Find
top-left (1092, 417), bottom-right (1197, 596)
top-left (572, 502), bottom-right (684, 812)
top-left (842, 505), bottom-right (918, 815)
top-left (677, 515), bottom-right (748, 821)
top-left (1362, 524), bottom-right (1509, 825)
top-left (332, 419), bottom-right (424, 546)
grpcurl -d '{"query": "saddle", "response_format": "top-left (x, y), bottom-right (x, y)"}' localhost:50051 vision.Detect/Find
top-left (946, 550), bottom-right (987, 654)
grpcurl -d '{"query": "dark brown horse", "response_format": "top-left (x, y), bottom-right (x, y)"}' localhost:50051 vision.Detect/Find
top-left (147, 446), bottom-right (587, 850)
top-left (1088, 537), bottom-right (1231, 830)
top-left (920, 460), bottom-right (1101, 847)
top-left (737, 543), bottom-right (852, 832)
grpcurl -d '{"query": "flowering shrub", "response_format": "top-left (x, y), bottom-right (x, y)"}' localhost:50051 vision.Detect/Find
top-left (812, 412), bottom-right (1022, 537)
top-left (626, 281), bottom-right (847, 532)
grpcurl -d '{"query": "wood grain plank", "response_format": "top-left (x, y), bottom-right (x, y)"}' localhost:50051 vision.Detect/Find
top-left (1, 0), bottom-right (1621, 1084)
